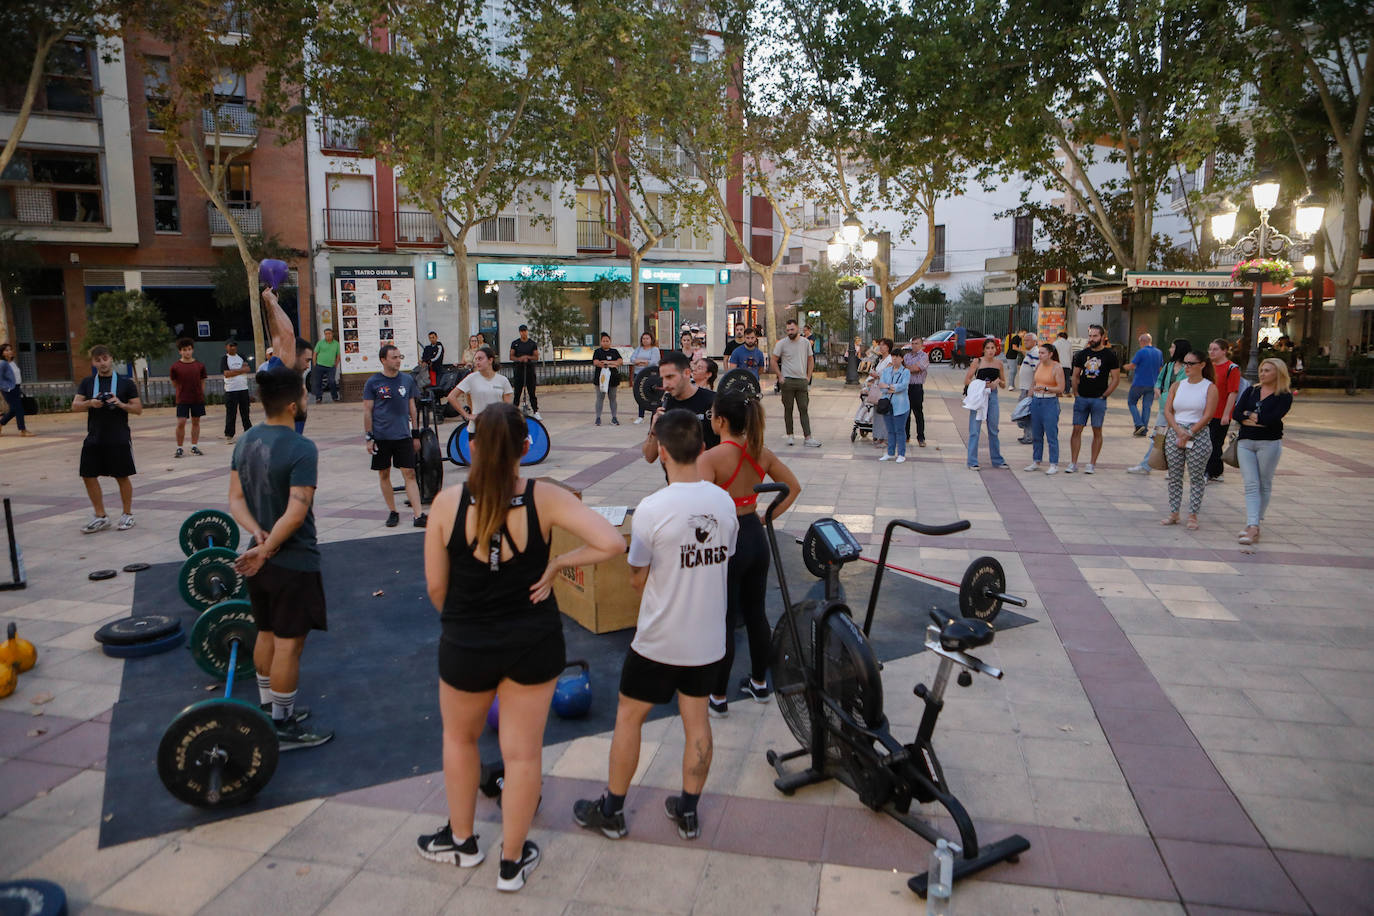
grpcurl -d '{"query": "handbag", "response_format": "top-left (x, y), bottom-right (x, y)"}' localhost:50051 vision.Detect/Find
top-left (1222, 431), bottom-right (1239, 468)
top-left (1148, 430), bottom-right (1168, 470)
top-left (874, 396), bottom-right (893, 415)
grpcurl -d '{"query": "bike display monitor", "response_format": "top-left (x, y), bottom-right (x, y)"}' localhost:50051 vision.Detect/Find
top-left (809, 518), bottom-right (863, 566)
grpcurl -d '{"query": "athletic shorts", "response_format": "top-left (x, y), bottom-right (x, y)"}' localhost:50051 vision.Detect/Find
top-left (371, 436), bottom-right (416, 471)
top-left (1072, 396), bottom-right (1108, 428)
top-left (79, 441), bottom-right (136, 479)
top-left (438, 629), bottom-right (565, 693)
top-left (176, 403), bottom-right (207, 418)
top-left (245, 561), bottom-right (328, 639)
top-left (619, 648), bottom-right (718, 705)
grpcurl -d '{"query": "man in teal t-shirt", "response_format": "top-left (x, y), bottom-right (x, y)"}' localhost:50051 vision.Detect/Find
top-left (313, 328), bottom-right (341, 403)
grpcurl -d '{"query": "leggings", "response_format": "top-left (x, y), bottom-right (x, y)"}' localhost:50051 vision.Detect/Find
top-left (595, 384), bottom-right (618, 421)
top-left (1164, 428), bottom-right (1212, 515)
top-left (713, 513), bottom-right (771, 696)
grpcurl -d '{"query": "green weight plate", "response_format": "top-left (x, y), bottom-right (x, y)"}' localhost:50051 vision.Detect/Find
top-left (179, 547), bottom-right (245, 611)
top-left (157, 697), bottom-right (278, 807)
top-left (189, 599), bottom-right (257, 679)
top-left (179, 509), bottom-right (240, 557)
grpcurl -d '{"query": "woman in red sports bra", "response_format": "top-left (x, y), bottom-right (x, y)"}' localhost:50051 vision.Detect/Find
top-left (697, 389), bottom-right (800, 717)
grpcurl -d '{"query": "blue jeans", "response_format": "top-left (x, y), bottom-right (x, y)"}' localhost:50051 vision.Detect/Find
top-left (1236, 439), bottom-right (1282, 526)
top-left (1127, 386), bottom-right (1155, 429)
top-left (1029, 397), bottom-right (1060, 465)
top-left (967, 390), bottom-right (1005, 467)
top-left (884, 411), bottom-right (908, 456)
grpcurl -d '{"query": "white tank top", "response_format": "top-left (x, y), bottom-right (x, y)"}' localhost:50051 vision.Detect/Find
top-left (1172, 378), bottom-right (1212, 425)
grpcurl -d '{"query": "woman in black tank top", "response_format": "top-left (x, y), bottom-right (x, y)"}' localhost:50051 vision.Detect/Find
top-left (418, 403), bottom-right (625, 886)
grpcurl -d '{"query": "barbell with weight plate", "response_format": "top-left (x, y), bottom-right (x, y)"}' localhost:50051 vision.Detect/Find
top-left (632, 368), bottom-right (664, 413)
top-left (716, 367), bottom-right (763, 402)
top-left (178, 547), bottom-right (246, 611)
top-left (178, 509), bottom-right (240, 558)
top-left (188, 599), bottom-right (257, 679)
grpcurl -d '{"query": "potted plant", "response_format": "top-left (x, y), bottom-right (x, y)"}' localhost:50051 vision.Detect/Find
top-left (1231, 258), bottom-right (1293, 285)
top-left (836, 274), bottom-right (865, 291)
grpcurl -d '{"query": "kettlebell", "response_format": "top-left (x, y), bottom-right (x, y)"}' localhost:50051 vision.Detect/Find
top-left (551, 660), bottom-right (592, 719)
top-left (0, 622), bottom-right (36, 673)
top-left (486, 697), bottom-right (499, 732)
top-left (0, 662), bottom-right (17, 699)
top-left (258, 258), bottom-right (289, 292)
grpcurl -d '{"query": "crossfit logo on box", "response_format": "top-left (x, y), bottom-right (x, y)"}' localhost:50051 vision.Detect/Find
top-left (560, 566), bottom-right (585, 588)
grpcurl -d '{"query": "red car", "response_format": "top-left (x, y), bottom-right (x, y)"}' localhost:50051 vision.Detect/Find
top-left (922, 329), bottom-right (1002, 362)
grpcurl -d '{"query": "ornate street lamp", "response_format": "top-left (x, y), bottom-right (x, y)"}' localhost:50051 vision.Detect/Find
top-left (829, 214), bottom-right (879, 385)
top-left (1210, 171), bottom-right (1324, 380)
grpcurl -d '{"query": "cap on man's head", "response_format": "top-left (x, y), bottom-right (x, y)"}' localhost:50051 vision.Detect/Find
top-left (518, 324), bottom-right (528, 331)
top-left (428, 330), bottom-right (438, 336)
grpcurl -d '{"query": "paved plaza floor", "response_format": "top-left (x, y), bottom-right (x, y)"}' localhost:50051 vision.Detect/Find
top-left (2, 367), bottom-right (1372, 914)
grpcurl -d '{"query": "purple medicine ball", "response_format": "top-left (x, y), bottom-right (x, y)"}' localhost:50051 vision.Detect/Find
top-left (258, 259), bottom-right (289, 291)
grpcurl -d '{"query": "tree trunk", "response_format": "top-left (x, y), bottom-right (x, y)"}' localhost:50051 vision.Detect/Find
top-left (454, 243), bottom-right (470, 340)
top-left (628, 251), bottom-right (643, 343)
top-left (1326, 149), bottom-right (1361, 365)
top-left (0, 32), bottom-right (60, 179)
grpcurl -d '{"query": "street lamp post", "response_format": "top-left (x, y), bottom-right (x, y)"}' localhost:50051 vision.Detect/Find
top-left (1211, 170), bottom-right (1325, 381)
top-left (829, 213), bottom-right (879, 386)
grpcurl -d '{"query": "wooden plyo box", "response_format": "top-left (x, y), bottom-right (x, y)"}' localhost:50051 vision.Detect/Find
top-left (551, 513), bottom-right (641, 634)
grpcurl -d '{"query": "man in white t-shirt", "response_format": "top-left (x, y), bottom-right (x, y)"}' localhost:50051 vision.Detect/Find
top-left (220, 339), bottom-right (253, 442)
top-left (574, 409), bottom-right (738, 843)
top-left (771, 318), bottom-right (820, 447)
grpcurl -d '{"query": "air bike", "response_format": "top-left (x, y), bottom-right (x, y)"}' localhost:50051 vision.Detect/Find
top-left (754, 482), bottom-right (1032, 897)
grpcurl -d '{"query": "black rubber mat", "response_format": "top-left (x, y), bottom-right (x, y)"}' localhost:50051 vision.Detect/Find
top-left (99, 529), bottom-right (1034, 846)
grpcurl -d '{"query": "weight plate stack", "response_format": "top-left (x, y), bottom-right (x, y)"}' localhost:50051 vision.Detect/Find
top-left (94, 614), bottom-right (182, 646)
top-left (189, 600), bottom-right (258, 679)
top-left (179, 547), bottom-right (246, 611)
top-left (178, 509), bottom-right (240, 557)
top-left (156, 698), bottom-right (278, 808)
top-left (0, 878), bottom-right (68, 916)
top-left (101, 627), bottom-right (185, 659)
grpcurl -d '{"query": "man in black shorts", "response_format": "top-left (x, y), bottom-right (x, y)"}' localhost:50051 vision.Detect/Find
top-left (508, 324), bottom-right (541, 419)
top-left (640, 352), bottom-right (716, 471)
top-left (71, 345), bottom-right (143, 533)
top-left (229, 366), bottom-right (332, 749)
top-left (574, 410), bottom-right (739, 841)
top-left (363, 344), bottom-right (426, 528)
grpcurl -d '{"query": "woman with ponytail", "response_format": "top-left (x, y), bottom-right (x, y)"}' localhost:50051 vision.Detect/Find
top-left (697, 390), bottom-right (801, 717)
top-left (420, 403), bottom-right (624, 891)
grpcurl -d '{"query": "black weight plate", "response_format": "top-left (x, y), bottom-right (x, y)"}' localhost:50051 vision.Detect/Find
top-left (801, 522), bottom-right (832, 580)
top-left (959, 556), bottom-right (1006, 622)
top-left (94, 614), bottom-right (181, 646)
top-left (716, 367), bottom-right (762, 401)
top-left (122, 562), bottom-right (151, 573)
top-left (157, 698), bottom-right (278, 808)
top-left (633, 368), bottom-right (664, 412)
top-left (0, 878), bottom-right (68, 916)
top-left (418, 428), bottom-right (443, 503)
top-left (101, 627), bottom-right (184, 659)
top-left (88, 569), bottom-right (117, 581)
top-left (179, 547), bottom-right (245, 611)
top-left (189, 599), bottom-right (257, 679)
top-left (178, 509), bottom-right (240, 557)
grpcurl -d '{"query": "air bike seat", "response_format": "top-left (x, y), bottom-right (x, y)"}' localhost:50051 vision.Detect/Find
top-left (936, 615), bottom-right (995, 653)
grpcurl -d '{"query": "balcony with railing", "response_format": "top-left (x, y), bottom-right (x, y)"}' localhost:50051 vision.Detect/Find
top-left (477, 213), bottom-right (553, 246)
top-left (577, 219), bottom-right (614, 251)
top-left (320, 117), bottom-right (365, 152)
top-left (201, 102), bottom-right (257, 146)
top-left (324, 208), bottom-right (379, 244)
top-left (395, 210), bottom-right (443, 246)
top-left (206, 201), bottom-right (260, 243)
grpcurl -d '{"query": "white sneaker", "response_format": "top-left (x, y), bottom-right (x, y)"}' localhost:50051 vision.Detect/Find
top-left (1126, 464), bottom-right (1151, 475)
top-left (1023, 462), bottom-right (1041, 472)
top-left (1085, 464), bottom-right (1095, 475)
top-left (786, 436), bottom-right (795, 446)
top-left (533, 412), bottom-right (543, 420)
top-left (878, 454), bottom-right (891, 462)
top-left (117, 513), bottom-right (136, 531)
top-left (1045, 465), bottom-right (1059, 475)
top-left (1065, 463), bottom-right (1078, 474)
top-left (803, 437), bottom-right (822, 448)
top-left (634, 417), bottom-right (644, 425)
top-left (81, 516), bottom-right (110, 534)
top-left (895, 455), bottom-right (906, 463)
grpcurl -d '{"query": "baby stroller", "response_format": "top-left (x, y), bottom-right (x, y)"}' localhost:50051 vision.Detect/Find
top-left (852, 386), bottom-right (878, 441)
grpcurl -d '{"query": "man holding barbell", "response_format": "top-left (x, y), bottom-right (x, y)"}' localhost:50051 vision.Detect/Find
top-left (228, 365), bottom-right (333, 751)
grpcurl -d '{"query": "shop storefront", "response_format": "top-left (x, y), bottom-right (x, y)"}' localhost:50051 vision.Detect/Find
top-left (1124, 271), bottom-right (1250, 354)
top-left (639, 266), bottom-right (724, 351)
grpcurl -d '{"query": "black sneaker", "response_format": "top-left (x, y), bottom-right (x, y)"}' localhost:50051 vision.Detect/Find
top-left (739, 677), bottom-right (772, 703)
top-left (664, 795), bottom-right (700, 840)
top-left (261, 703), bottom-right (310, 723)
top-left (496, 840), bottom-right (540, 892)
top-left (416, 822), bottom-right (484, 867)
top-left (274, 717), bottom-right (334, 751)
top-left (573, 796), bottom-right (627, 839)
top-left (385, 510), bottom-right (400, 527)
top-left (595, 418), bottom-right (601, 426)
top-left (413, 513), bottom-right (428, 528)
top-left (611, 418), bottom-right (620, 426)
top-left (708, 696), bottom-right (728, 718)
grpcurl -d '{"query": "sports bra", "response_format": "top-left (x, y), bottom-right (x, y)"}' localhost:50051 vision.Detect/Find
top-left (975, 366), bottom-right (1001, 382)
top-left (721, 440), bottom-right (766, 508)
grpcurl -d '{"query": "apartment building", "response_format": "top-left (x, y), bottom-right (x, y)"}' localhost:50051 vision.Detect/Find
top-left (0, 31), bottom-right (314, 382)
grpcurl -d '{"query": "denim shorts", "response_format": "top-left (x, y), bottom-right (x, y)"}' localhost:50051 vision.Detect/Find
top-left (1072, 396), bottom-right (1107, 428)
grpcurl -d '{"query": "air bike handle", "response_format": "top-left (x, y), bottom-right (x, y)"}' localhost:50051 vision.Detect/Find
top-left (863, 518), bottom-right (972, 636)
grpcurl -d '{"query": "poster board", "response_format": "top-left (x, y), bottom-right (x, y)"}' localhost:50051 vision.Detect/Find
top-left (335, 267), bottom-right (418, 374)
top-left (1037, 307), bottom-right (1066, 341)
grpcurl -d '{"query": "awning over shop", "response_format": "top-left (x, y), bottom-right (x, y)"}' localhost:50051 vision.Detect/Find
top-left (1124, 271), bottom-right (1247, 291)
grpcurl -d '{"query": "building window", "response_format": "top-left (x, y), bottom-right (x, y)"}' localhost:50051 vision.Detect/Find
top-left (1014, 214), bottom-right (1033, 252)
top-left (1, 40), bottom-right (95, 115)
top-left (226, 163), bottom-right (251, 202)
top-left (931, 224), bottom-right (946, 273)
top-left (150, 160), bottom-right (179, 231)
top-left (0, 149), bottom-right (104, 225)
top-left (144, 57), bottom-right (170, 130)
